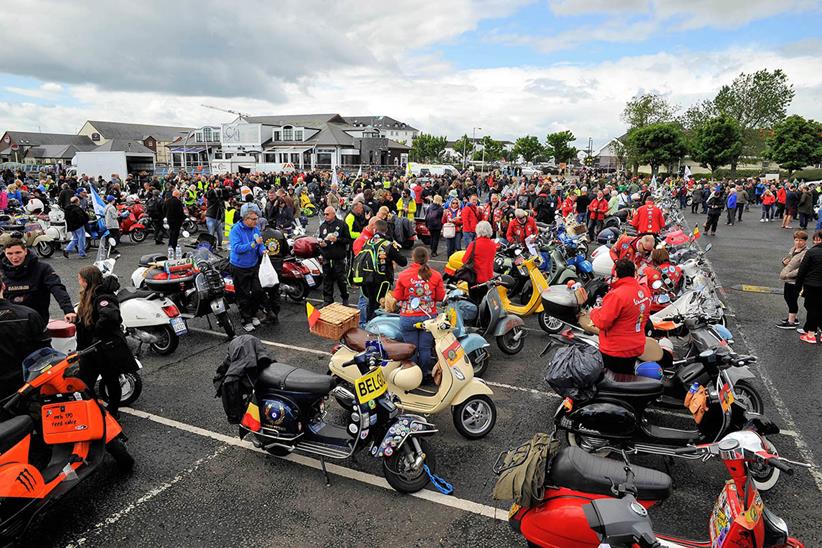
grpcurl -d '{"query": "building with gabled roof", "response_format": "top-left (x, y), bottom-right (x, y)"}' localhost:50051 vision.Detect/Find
top-left (78, 120), bottom-right (193, 166)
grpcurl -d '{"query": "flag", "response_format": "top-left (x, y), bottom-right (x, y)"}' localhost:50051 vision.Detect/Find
top-left (693, 225), bottom-right (701, 239)
top-left (87, 183), bottom-right (107, 217)
top-left (356, 165), bottom-right (362, 177)
top-left (650, 174), bottom-right (657, 189)
top-left (306, 302), bottom-right (321, 328)
top-left (331, 154), bottom-right (339, 186)
top-left (241, 401), bottom-right (261, 431)
top-left (683, 165), bottom-right (692, 181)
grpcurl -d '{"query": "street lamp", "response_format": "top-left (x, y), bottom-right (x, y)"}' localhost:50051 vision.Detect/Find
top-left (466, 126), bottom-right (481, 170)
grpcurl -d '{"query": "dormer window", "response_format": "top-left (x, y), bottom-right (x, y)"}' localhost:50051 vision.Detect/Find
top-left (294, 129), bottom-right (303, 141)
top-left (282, 126), bottom-right (293, 141)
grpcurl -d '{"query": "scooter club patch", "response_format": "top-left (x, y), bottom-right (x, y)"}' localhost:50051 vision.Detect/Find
top-left (265, 238), bottom-right (280, 255)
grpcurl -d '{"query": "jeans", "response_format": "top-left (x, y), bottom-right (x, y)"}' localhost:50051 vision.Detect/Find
top-left (445, 236), bottom-right (460, 258)
top-left (429, 228), bottom-right (441, 256)
top-left (462, 231), bottom-right (475, 248)
top-left (761, 205), bottom-right (772, 220)
top-left (206, 217), bottom-right (224, 247)
top-left (400, 315), bottom-right (434, 374)
top-left (65, 227), bottom-right (87, 256)
top-left (357, 294), bottom-right (368, 327)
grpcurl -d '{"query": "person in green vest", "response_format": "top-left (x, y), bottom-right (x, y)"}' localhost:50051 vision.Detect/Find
top-left (184, 184), bottom-right (198, 209)
top-left (224, 197), bottom-right (237, 247)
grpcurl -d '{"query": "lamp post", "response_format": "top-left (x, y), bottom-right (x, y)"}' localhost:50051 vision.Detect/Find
top-left (468, 126), bottom-right (481, 170)
top-left (182, 130), bottom-right (192, 172)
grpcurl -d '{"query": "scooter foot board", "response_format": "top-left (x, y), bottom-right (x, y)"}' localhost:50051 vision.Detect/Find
top-left (642, 423), bottom-right (699, 442)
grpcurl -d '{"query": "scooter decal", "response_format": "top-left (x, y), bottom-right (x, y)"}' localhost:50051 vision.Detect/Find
top-left (442, 339), bottom-right (464, 368)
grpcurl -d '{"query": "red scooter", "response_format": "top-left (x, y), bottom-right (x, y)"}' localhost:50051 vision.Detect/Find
top-left (117, 204), bottom-right (147, 243)
top-left (505, 431), bottom-right (804, 547)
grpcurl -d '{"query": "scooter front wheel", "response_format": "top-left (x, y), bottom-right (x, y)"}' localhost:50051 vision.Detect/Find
top-left (497, 327), bottom-right (525, 354)
top-left (452, 395), bottom-right (497, 439)
top-left (382, 437), bottom-right (435, 493)
top-left (130, 228), bottom-right (147, 243)
top-left (538, 312), bottom-right (564, 334)
top-left (468, 348), bottom-right (489, 377)
top-left (749, 438), bottom-right (781, 492)
top-left (106, 435), bottom-right (135, 472)
top-left (36, 241), bottom-right (54, 258)
top-left (216, 311), bottom-right (235, 339)
top-left (98, 372), bottom-right (143, 407)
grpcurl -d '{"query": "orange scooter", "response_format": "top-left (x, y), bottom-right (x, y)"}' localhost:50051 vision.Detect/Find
top-left (0, 344), bottom-right (134, 545)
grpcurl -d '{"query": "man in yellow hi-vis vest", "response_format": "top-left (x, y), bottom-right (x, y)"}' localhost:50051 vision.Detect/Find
top-left (224, 203), bottom-right (236, 248)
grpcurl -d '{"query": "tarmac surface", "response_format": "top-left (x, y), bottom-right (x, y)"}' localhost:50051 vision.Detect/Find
top-left (26, 206), bottom-right (822, 547)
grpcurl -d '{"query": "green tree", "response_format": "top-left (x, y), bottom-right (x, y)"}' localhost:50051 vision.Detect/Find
top-left (690, 115), bottom-right (744, 174)
top-left (626, 122), bottom-right (688, 177)
top-left (512, 135), bottom-right (545, 163)
top-left (545, 130), bottom-right (578, 165)
top-left (679, 99), bottom-right (718, 132)
top-left (611, 139), bottom-right (627, 172)
top-left (409, 133), bottom-right (448, 162)
top-left (766, 115), bottom-right (822, 176)
top-left (621, 93), bottom-right (678, 129)
top-left (472, 136), bottom-right (504, 161)
top-left (452, 134), bottom-right (473, 161)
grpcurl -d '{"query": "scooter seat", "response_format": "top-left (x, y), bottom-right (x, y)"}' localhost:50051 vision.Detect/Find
top-left (117, 288), bottom-right (158, 302)
top-left (0, 415), bottom-right (35, 454)
top-left (138, 253), bottom-right (168, 267)
top-left (257, 363), bottom-right (335, 394)
top-left (547, 446), bottom-right (671, 501)
top-left (342, 328), bottom-right (416, 361)
top-left (597, 370), bottom-right (664, 398)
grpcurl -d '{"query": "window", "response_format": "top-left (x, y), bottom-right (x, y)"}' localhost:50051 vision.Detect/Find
top-left (203, 127), bottom-right (213, 141)
top-left (294, 129), bottom-right (303, 141)
top-left (282, 126), bottom-right (293, 141)
top-left (273, 131), bottom-right (280, 141)
top-left (194, 132), bottom-right (203, 143)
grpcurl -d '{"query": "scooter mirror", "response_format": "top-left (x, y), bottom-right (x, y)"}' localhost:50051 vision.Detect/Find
top-left (514, 248), bottom-right (522, 256)
top-left (651, 280), bottom-right (663, 290)
top-left (409, 297), bottom-right (421, 310)
top-left (656, 294), bottom-right (671, 304)
top-left (108, 237), bottom-right (117, 247)
top-left (182, 230), bottom-right (191, 238)
top-left (704, 243), bottom-right (713, 253)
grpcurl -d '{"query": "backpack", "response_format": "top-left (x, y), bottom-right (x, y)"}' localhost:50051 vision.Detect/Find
top-left (493, 432), bottom-right (559, 508)
top-left (350, 237), bottom-right (390, 286)
top-left (147, 196), bottom-right (163, 217)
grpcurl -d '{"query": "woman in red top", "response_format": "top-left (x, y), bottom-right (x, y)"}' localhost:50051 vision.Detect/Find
top-left (776, 186), bottom-right (787, 219)
top-left (393, 247), bottom-right (446, 377)
top-left (560, 194), bottom-right (576, 218)
top-left (760, 190), bottom-right (776, 222)
top-left (442, 197), bottom-right (463, 258)
top-left (463, 221), bottom-right (496, 302)
top-left (587, 190), bottom-right (609, 238)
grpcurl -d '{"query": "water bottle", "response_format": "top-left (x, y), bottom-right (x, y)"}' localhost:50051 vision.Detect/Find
top-left (175, 245), bottom-right (182, 259)
top-left (168, 246), bottom-right (174, 260)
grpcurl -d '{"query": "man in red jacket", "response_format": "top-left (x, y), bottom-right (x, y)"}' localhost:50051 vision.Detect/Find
top-left (461, 195), bottom-right (481, 248)
top-left (506, 209), bottom-right (538, 245)
top-left (589, 259), bottom-right (651, 374)
top-left (629, 197), bottom-right (665, 235)
top-left (587, 190), bottom-right (609, 239)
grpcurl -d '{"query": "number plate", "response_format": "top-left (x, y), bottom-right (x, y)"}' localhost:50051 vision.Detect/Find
top-left (170, 317), bottom-right (187, 335)
top-left (354, 367), bottom-right (387, 404)
top-left (305, 274), bottom-right (315, 287)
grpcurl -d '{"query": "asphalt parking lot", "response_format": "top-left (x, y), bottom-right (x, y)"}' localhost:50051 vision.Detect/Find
top-left (28, 208), bottom-right (822, 547)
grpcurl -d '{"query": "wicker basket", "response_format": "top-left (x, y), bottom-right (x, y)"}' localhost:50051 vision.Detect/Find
top-left (310, 303), bottom-right (360, 340)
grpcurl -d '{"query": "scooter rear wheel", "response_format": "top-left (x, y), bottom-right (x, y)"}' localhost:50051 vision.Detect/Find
top-left (382, 437), bottom-right (435, 493)
top-left (148, 325), bottom-right (180, 355)
top-left (538, 312), bottom-right (564, 334)
top-left (216, 311), bottom-right (235, 339)
top-left (98, 373), bottom-right (143, 407)
top-left (130, 228), bottom-right (147, 243)
top-left (106, 436), bottom-right (135, 471)
top-left (497, 327), bottom-right (525, 354)
top-left (452, 395), bottom-right (497, 439)
top-left (36, 241), bottom-right (54, 258)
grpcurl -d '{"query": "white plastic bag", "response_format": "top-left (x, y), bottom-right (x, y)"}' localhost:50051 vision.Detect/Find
top-left (258, 254), bottom-right (279, 288)
top-left (442, 222), bottom-right (456, 239)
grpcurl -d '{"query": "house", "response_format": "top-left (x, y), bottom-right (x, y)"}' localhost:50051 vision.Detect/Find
top-left (165, 126), bottom-right (222, 172)
top-left (594, 138), bottom-right (625, 172)
top-left (78, 120), bottom-right (193, 167)
top-left (343, 116), bottom-right (419, 145)
top-left (213, 113), bottom-right (411, 172)
top-left (0, 130), bottom-right (95, 164)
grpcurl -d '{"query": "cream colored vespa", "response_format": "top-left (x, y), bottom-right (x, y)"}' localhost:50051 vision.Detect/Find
top-left (330, 301), bottom-right (497, 439)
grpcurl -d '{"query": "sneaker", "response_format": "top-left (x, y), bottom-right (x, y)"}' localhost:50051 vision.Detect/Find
top-left (775, 320), bottom-right (797, 329)
top-left (760, 219), bottom-right (765, 223)
top-left (243, 322), bottom-right (255, 332)
top-left (799, 332), bottom-right (817, 344)
top-left (62, 249), bottom-right (69, 258)
top-left (251, 317), bottom-right (261, 327)
top-left (796, 326), bottom-right (806, 333)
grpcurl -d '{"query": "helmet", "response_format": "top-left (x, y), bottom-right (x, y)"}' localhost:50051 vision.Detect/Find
top-left (635, 361), bottom-right (663, 380)
top-left (389, 364), bottom-right (422, 391)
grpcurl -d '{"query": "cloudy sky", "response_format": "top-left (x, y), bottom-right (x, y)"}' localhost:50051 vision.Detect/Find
top-left (1, 0), bottom-right (821, 150)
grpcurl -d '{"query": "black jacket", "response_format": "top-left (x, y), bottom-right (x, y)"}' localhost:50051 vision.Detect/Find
top-left (213, 335), bottom-right (274, 424)
top-left (1, 253), bottom-right (74, 321)
top-left (425, 203), bottom-right (444, 230)
top-left (367, 234), bottom-right (407, 282)
top-left (0, 299), bottom-right (50, 397)
top-left (318, 218), bottom-right (352, 261)
top-left (64, 204), bottom-right (89, 232)
top-left (76, 276), bottom-right (138, 374)
top-left (796, 243), bottom-right (822, 289)
top-left (57, 188), bottom-right (74, 210)
top-left (205, 189), bottom-right (225, 220)
top-left (164, 196), bottom-right (186, 227)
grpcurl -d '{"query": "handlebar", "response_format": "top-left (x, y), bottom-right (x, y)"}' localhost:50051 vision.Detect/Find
top-left (768, 457), bottom-right (794, 475)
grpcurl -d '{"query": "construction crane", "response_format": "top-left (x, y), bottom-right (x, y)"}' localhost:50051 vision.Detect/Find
top-left (201, 104), bottom-right (248, 118)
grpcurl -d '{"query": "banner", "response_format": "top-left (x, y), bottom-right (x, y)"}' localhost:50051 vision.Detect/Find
top-left (87, 183), bottom-right (107, 217)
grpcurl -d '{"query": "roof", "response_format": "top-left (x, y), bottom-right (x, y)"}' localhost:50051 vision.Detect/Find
top-left (85, 120), bottom-right (193, 142)
top-left (343, 116), bottom-right (418, 132)
top-left (92, 140), bottom-right (155, 155)
top-left (2, 131), bottom-right (94, 147)
top-left (26, 143), bottom-right (95, 159)
top-left (244, 114), bottom-right (347, 128)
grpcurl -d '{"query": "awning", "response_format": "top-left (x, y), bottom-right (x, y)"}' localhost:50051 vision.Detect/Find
top-left (170, 146), bottom-right (207, 153)
top-left (263, 146), bottom-right (311, 154)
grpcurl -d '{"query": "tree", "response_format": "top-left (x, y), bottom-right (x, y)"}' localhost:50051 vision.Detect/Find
top-left (545, 130), bottom-right (578, 165)
top-left (766, 115), bottom-right (822, 176)
top-left (690, 115), bottom-right (743, 173)
top-left (409, 133), bottom-right (448, 162)
top-left (472, 136), bottom-right (504, 162)
top-left (621, 93), bottom-right (678, 129)
top-left (452, 134), bottom-right (473, 161)
top-left (679, 99), bottom-right (718, 132)
top-left (512, 135), bottom-right (545, 164)
top-left (611, 139), bottom-right (627, 172)
top-left (626, 122), bottom-right (688, 176)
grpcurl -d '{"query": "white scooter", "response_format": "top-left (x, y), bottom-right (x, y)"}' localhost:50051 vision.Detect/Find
top-left (94, 238), bottom-right (187, 356)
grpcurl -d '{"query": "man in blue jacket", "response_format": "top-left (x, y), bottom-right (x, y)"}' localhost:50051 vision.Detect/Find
top-left (229, 204), bottom-right (265, 332)
top-left (725, 188), bottom-right (737, 226)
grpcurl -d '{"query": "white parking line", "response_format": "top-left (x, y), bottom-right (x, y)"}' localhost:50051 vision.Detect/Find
top-left (120, 407), bottom-right (507, 522)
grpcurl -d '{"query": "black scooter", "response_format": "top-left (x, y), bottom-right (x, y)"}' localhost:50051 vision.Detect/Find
top-left (238, 338), bottom-right (438, 493)
top-left (550, 344), bottom-right (783, 492)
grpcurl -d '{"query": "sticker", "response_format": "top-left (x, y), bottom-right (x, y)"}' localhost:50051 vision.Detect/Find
top-left (99, 300), bottom-right (109, 307)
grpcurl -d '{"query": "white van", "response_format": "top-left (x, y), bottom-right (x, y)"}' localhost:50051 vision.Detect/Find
top-left (408, 162), bottom-right (460, 177)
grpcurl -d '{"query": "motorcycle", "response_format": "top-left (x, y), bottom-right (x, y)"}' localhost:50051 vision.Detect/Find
top-left (331, 306), bottom-right (497, 439)
top-left (0, 344), bottom-right (134, 545)
top-left (363, 288), bottom-right (494, 376)
top-left (236, 336), bottom-right (438, 493)
top-left (504, 430), bottom-right (804, 547)
top-left (550, 344), bottom-right (782, 492)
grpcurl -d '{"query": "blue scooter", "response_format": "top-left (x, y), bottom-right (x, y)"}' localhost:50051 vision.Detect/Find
top-left (366, 288), bottom-right (499, 377)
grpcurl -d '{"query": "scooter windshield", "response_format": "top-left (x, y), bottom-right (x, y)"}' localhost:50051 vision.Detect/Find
top-left (21, 347), bottom-right (67, 383)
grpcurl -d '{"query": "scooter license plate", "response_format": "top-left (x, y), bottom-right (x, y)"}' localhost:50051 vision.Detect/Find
top-left (305, 274), bottom-right (315, 287)
top-left (170, 317), bottom-right (187, 335)
top-left (210, 299), bottom-right (226, 314)
top-left (354, 368), bottom-right (387, 405)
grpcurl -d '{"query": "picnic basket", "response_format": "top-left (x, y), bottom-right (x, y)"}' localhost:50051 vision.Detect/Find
top-left (310, 303), bottom-right (360, 340)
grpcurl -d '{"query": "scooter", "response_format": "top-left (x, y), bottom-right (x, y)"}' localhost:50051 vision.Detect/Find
top-left (331, 307), bottom-right (497, 439)
top-left (364, 290), bottom-right (494, 377)
top-left (235, 336), bottom-right (438, 493)
top-left (0, 224), bottom-right (55, 258)
top-left (449, 279), bottom-right (527, 357)
top-left (499, 253), bottom-right (550, 317)
top-left (505, 431), bottom-right (804, 547)
top-left (117, 205), bottom-right (147, 243)
top-left (0, 344), bottom-right (134, 546)
top-left (550, 345), bottom-right (782, 492)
